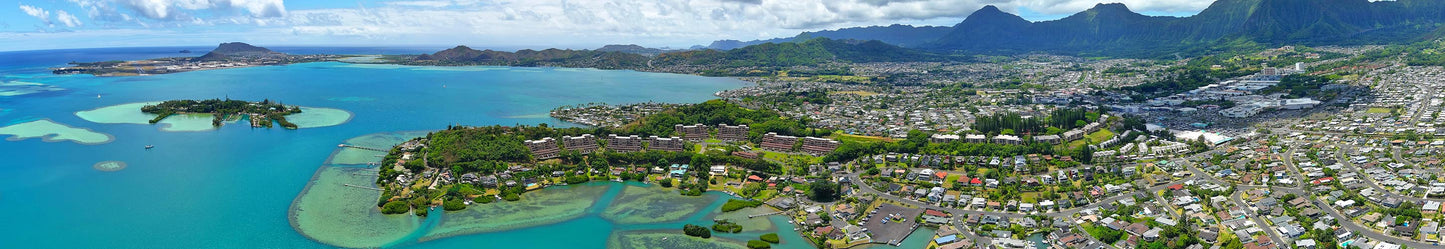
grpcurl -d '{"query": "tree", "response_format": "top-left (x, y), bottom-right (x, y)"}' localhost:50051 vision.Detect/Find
top-left (808, 181), bottom-right (841, 202)
top-left (442, 198), bottom-right (466, 211)
top-left (760, 233), bottom-right (780, 244)
top-left (381, 201), bottom-right (410, 214)
top-left (683, 224), bottom-right (712, 238)
top-left (747, 240), bottom-right (771, 249)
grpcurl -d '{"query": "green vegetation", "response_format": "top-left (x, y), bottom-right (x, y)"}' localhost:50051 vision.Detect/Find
top-left (627, 100), bottom-right (834, 145)
top-left (1083, 224), bottom-right (1126, 244)
top-left (683, 224), bottom-right (712, 238)
top-left (807, 181), bottom-right (841, 202)
top-left (721, 199), bottom-right (764, 212)
top-left (747, 240), bottom-right (771, 249)
top-left (442, 199), bottom-right (466, 211)
top-left (380, 201), bottom-right (410, 214)
top-left (972, 108), bottom-right (1097, 135)
top-left (408, 38), bottom-right (955, 76)
top-left (760, 233), bottom-right (780, 244)
top-left (711, 220), bottom-right (743, 233)
top-left (141, 99), bottom-right (302, 128)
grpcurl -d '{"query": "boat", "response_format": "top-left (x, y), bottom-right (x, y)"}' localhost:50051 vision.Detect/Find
top-left (145, 145), bottom-right (154, 149)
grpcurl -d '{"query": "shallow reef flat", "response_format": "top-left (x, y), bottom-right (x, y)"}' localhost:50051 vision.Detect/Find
top-left (0, 119), bottom-right (113, 145)
top-left (711, 206), bottom-right (779, 233)
top-left (608, 231), bottom-right (748, 249)
top-left (286, 107), bottom-right (353, 128)
top-left (74, 102), bottom-right (162, 124)
top-left (291, 166), bottom-right (421, 248)
top-left (601, 185), bottom-right (720, 224)
top-left (419, 183), bottom-right (612, 241)
top-left (0, 81), bottom-right (65, 97)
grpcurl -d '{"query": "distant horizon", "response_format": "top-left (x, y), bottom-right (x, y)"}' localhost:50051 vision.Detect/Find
top-left (2, 0), bottom-right (1215, 52)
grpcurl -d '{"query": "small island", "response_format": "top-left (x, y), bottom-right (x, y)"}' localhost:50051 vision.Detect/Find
top-left (142, 99), bottom-right (303, 129)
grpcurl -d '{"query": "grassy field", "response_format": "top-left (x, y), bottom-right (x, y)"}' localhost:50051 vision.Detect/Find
top-left (944, 175), bottom-right (960, 188)
top-left (832, 132), bottom-right (895, 144)
top-left (1366, 107), bottom-right (1394, 114)
top-left (1087, 129), bottom-right (1115, 142)
top-left (760, 151), bottom-right (821, 164)
top-left (1063, 129), bottom-right (1115, 150)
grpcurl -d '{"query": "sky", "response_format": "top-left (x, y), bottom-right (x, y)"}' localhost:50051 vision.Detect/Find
top-left (0, 0), bottom-right (1218, 52)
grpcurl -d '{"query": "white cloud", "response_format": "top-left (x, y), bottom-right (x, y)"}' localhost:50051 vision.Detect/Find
top-left (112, 0), bottom-right (286, 20)
top-left (57, 10), bottom-right (84, 27)
top-left (6, 0), bottom-right (1223, 51)
top-left (19, 4), bottom-right (52, 25)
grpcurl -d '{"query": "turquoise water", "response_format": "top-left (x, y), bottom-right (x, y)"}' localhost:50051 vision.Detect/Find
top-left (0, 48), bottom-right (938, 248)
top-left (0, 48), bottom-right (753, 248)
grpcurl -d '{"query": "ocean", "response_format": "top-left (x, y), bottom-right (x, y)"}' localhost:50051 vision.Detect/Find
top-left (0, 47), bottom-right (931, 248)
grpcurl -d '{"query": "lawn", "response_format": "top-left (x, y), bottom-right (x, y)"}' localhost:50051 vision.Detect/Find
top-left (1366, 107), bottom-right (1394, 114)
top-left (1062, 129), bottom-right (1115, 150)
top-left (944, 175), bottom-right (960, 188)
top-left (760, 150), bottom-right (821, 164)
top-left (1087, 129), bottom-right (1115, 142)
top-left (1021, 192), bottom-right (1040, 203)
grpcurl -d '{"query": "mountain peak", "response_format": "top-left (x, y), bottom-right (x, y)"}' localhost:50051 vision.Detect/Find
top-left (1089, 3), bottom-right (1132, 12)
top-left (976, 5), bottom-right (1005, 14)
top-left (211, 42), bottom-right (272, 55)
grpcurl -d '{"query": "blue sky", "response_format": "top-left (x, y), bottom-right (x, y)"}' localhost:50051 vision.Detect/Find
top-left (1, 0), bottom-right (1217, 52)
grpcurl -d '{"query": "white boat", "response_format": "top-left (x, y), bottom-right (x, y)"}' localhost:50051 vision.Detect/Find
top-left (145, 145), bottom-right (154, 149)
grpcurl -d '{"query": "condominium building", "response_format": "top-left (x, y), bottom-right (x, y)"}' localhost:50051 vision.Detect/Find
top-left (608, 134), bottom-right (644, 153)
top-left (801, 137), bottom-right (840, 155)
top-left (717, 124), bottom-right (749, 142)
top-left (760, 132), bottom-right (798, 152)
top-left (675, 123), bottom-right (709, 141)
top-left (562, 134), bottom-right (599, 154)
top-left (524, 137), bottom-right (560, 160)
top-left (648, 136), bottom-right (685, 152)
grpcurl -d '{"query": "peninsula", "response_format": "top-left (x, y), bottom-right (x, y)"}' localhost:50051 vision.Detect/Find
top-left (53, 42), bottom-right (340, 76)
top-left (142, 99), bottom-right (303, 129)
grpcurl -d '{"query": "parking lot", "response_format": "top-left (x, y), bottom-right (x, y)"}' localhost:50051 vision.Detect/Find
top-left (861, 203), bottom-right (922, 244)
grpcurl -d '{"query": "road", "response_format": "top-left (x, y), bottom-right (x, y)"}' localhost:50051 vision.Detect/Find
top-left (1230, 186), bottom-right (1287, 247)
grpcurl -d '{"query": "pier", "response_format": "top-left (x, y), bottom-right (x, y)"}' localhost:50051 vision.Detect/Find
top-left (338, 144), bottom-right (388, 152)
top-left (749, 210), bottom-right (786, 218)
top-left (343, 184), bottom-right (383, 191)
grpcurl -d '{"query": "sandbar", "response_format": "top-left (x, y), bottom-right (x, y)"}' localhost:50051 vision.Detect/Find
top-left (0, 119), bottom-right (114, 145)
top-left (286, 107), bottom-right (353, 128)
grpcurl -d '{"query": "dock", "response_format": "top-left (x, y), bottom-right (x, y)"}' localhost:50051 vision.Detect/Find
top-left (343, 184), bottom-right (383, 191)
top-left (338, 144), bottom-right (388, 152)
top-left (749, 210), bottom-right (786, 218)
